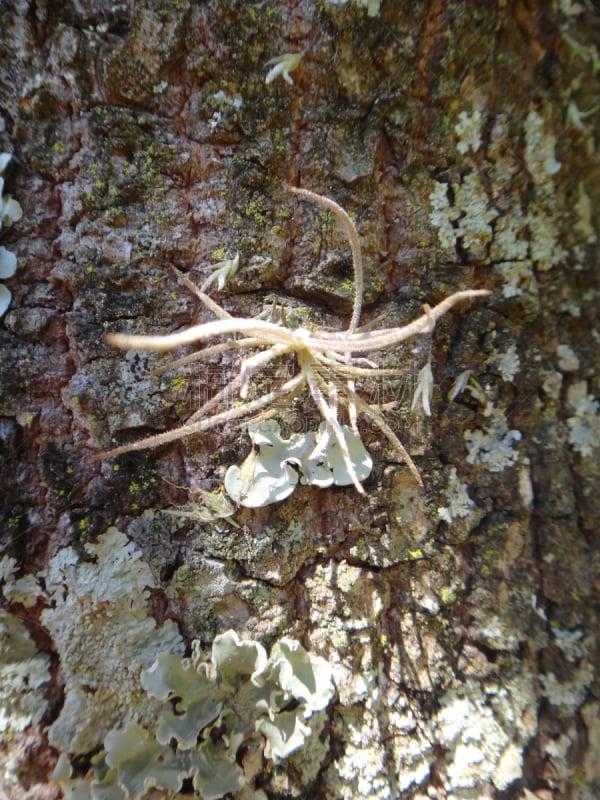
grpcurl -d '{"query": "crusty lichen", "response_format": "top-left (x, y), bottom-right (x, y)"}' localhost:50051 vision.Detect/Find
top-left (434, 671), bottom-right (537, 792)
top-left (437, 466), bottom-right (475, 524)
top-left (0, 556), bottom-right (40, 608)
top-left (429, 108), bottom-right (587, 301)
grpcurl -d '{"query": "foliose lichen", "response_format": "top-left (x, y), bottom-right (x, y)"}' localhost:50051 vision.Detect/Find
top-left (0, 555), bottom-right (40, 608)
top-left (0, 608), bottom-right (50, 733)
top-left (55, 629), bottom-right (335, 799)
top-left (41, 528), bottom-right (184, 753)
top-left (224, 419), bottom-right (372, 507)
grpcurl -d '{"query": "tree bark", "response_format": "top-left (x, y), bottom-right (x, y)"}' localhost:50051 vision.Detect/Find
top-left (1, 1), bottom-right (598, 798)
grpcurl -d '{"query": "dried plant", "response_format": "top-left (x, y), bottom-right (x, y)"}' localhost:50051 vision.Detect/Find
top-left (101, 188), bottom-right (489, 492)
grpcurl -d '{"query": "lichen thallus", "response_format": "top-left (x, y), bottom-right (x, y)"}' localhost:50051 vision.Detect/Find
top-left (100, 187), bottom-right (489, 492)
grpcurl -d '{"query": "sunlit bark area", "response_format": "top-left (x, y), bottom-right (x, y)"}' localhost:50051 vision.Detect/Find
top-left (0, 2), bottom-right (598, 798)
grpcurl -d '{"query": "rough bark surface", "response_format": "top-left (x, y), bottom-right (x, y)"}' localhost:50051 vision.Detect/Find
top-left (0, 1), bottom-right (599, 799)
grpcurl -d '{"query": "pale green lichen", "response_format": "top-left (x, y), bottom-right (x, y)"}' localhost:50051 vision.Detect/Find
top-left (559, 0), bottom-right (586, 16)
top-left (556, 343), bottom-right (580, 372)
top-left (437, 467), bottom-right (475, 523)
top-left (54, 729), bottom-right (193, 800)
top-left (551, 626), bottom-right (590, 663)
top-left (41, 528), bottom-right (183, 753)
top-left (104, 723), bottom-right (194, 796)
top-left (55, 630), bottom-right (335, 799)
top-left (429, 108), bottom-right (585, 298)
top-left (143, 630), bottom-right (334, 760)
top-left (487, 345), bottom-right (520, 382)
top-left (428, 181), bottom-right (462, 250)
top-left (454, 172), bottom-right (499, 252)
top-left (566, 381), bottom-right (599, 457)
top-left (454, 109), bottom-right (483, 154)
top-left (212, 90), bottom-right (243, 111)
top-left (524, 109), bottom-right (562, 186)
top-left (429, 172), bottom-right (497, 256)
top-left (488, 212), bottom-right (530, 264)
top-left (527, 208), bottom-right (566, 272)
top-left (494, 258), bottom-right (538, 299)
top-left (539, 664), bottom-right (595, 710)
top-left (0, 608), bottom-right (50, 732)
top-left (514, 110), bottom-right (566, 274)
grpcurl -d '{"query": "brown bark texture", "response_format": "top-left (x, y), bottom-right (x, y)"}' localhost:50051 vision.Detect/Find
top-left (0, 1), bottom-right (599, 799)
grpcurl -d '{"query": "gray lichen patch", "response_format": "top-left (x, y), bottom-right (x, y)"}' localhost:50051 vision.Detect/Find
top-left (428, 107), bottom-right (586, 305)
top-left (40, 528), bottom-right (183, 753)
top-left (55, 629), bottom-right (335, 800)
top-left (0, 609), bottom-right (50, 733)
top-left (303, 552), bottom-right (540, 799)
top-left (433, 670), bottom-right (537, 794)
top-left (464, 407), bottom-right (522, 473)
top-left (324, 697), bottom-right (433, 799)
